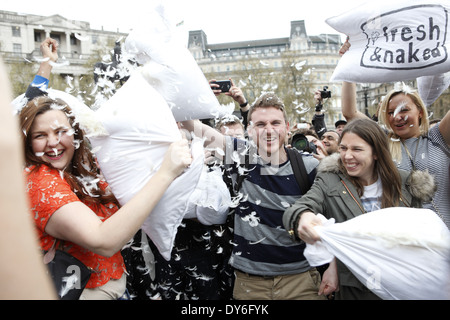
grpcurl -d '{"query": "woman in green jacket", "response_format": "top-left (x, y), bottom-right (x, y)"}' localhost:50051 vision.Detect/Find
top-left (283, 118), bottom-right (436, 300)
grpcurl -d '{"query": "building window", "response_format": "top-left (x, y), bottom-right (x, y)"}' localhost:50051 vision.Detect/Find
top-left (13, 43), bottom-right (22, 56)
top-left (12, 26), bottom-right (21, 37)
top-left (34, 32), bottom-right (42, 43)
top-left (50, 34), bottom-right (61, 44)
top-left (70, 34), bottom-right (77, 45)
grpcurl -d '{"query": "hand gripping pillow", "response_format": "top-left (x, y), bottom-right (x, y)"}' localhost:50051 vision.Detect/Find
top-left (327, 0), bottom-right (450, 83)
top-left (89, 71), bottom-right (205, 261)
top-left (124, 7), bottom-right (225, 121)
top-left (304, 207), bottom-right (450, 300)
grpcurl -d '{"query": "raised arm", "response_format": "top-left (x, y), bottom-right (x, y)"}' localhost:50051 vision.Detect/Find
top-left (338, 40), bottom-right (368, 122)
top-left (0, 59), bottom-right (56, 299)
top-left (341, 81), bottom-right (368, 121)
top-left (36, 38), bottom-right (59, 79)
top-left (25, 38), bottom-right (59, 101)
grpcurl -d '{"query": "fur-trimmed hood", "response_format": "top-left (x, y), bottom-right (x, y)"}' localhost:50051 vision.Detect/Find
top-left (317, 153), bottom-right (341, 174)
top-left (317, 153), bottom-right (437, 203)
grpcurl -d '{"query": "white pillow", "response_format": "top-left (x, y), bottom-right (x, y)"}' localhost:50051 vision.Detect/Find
top-left (327, 0), bottom-right (450, 83)
top-left (304, 207), bottom-right (450, 300)
top-left (89, 71), bottom-right (204, 261)
top-left (124, 8), bottom-right (226, 121)
top-left (184, 166), bottom-right (232, 226)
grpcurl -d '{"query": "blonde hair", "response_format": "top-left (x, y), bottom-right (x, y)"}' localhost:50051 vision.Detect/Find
top-left (377, 83), bottom-right (429, 163)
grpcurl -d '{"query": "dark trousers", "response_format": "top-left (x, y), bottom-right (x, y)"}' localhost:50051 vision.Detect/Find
top-left (148, 218), bottom-right (234, 300)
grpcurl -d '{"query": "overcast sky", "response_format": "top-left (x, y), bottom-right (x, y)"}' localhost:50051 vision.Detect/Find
top-left (2, 0), bottom-right (364, 44)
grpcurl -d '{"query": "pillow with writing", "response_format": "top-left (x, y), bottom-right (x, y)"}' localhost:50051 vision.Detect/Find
top-left (327, 0), bottom-right (450, 83)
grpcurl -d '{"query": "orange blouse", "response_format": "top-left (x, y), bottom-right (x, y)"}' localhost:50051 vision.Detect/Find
top-left (25, 165), bottom-right (125, 289)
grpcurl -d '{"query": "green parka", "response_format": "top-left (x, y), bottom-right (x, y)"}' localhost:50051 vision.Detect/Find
top-left (282, 153), bottom-right (437, 299)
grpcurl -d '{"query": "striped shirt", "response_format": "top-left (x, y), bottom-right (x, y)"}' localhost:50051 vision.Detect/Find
top-left (398, 124), bottom-right (450, 228)
top-left (225, 137), bottom-right (319, 276)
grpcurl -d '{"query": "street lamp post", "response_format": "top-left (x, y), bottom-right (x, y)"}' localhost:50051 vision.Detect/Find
top-left (362, 83), bottom-right (370, 117)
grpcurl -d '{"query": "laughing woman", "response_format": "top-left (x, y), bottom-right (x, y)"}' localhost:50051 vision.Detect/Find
top-left (283, 118), bottom-right (435, 300)
top-left (19, 97), bottom-right (191, 299)
top-left (339, 40), bottom-right (450, 228)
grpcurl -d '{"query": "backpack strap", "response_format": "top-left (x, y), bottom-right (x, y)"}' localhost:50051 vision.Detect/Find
top-left (286, 148), bottom-right (312, 195)
top-left (225, 144), bottom-right (312, 196)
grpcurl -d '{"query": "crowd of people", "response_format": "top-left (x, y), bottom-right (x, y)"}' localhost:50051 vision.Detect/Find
top-left (1, 35), bottom-right (449, 301)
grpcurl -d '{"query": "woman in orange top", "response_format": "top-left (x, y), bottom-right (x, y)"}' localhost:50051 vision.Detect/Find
top-left (19, 97), bottom-right (191, 299)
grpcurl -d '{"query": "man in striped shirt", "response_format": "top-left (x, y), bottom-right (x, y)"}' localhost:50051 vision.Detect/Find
top-left (183, 93), bottom-right (325, 300)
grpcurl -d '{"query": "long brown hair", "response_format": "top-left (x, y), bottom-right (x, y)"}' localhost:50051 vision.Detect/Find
top-left (338, 118), bottom-right (403, 208)
top-left (19, 97), bottom-right (119, 208)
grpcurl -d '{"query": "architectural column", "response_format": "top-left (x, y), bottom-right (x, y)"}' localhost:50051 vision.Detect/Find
top-left (65, 32), bottom-right (71, 56)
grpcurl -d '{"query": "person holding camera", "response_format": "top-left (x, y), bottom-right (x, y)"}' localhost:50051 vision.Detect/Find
top-left (289, 128), bottom-right (328, 161)
top-left (311, 86), bottom-right (332, 139)
top-left (210, 78), bottom-right (250, 129)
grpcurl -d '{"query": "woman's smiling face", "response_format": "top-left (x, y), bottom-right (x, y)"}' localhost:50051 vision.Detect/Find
top-left (339, 132), bottom-right (377, 186)
top-left (30, 109), bottom-right (75, 171)
top-left (387, 93), bottom-right (422, 139)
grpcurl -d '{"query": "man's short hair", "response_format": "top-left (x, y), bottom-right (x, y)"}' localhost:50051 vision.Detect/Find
top-left (248, 92), bottom-right (287, 123)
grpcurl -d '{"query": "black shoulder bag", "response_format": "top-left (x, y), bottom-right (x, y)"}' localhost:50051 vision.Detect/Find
top-left (43, 240), bottom-right (92, 300)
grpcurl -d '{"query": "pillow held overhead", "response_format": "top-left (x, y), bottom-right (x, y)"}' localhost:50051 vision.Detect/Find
top-left (327, 0), bottom-right (450, 83)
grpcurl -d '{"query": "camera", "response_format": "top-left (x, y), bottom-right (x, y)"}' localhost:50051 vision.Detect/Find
top-left (289, 132), bottom-right (317, 154)
top-left (320, 86), bottom-right (331, 99)
top-left (211, 80), bottom-right (232, 93)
